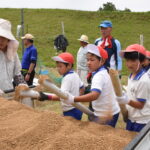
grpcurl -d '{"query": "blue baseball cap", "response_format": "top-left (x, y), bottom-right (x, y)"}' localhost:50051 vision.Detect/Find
top-left (98, 20), bottom-right (112, 28)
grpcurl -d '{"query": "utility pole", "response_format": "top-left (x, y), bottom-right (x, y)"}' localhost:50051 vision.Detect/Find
top-left (140, 34), bottom-right (144, 46)
top-left (21, 8), bottom-right (24, 55)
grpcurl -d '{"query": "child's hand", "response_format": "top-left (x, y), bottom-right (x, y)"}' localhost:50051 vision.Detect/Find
top-left (38, 92), bottom-right (51, 101)
top-left (116, 93), bottom-right (130, 104)
top-left (63, 92), bottom-right (75, 104)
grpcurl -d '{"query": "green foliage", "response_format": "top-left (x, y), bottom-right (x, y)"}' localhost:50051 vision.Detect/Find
top-left (0, 8), bottom-right (150, 76)
top-left (99, 2), bottom-right (116, 11)
top-left (124, 8), bottom-right (131, 12)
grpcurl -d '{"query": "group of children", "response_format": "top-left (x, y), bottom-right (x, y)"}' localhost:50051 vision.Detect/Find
top-left (38, 38), bottom-right (150, 132)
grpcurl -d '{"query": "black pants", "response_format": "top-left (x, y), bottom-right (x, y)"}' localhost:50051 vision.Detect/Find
top-left (21, 70), bottom-right (35, 86)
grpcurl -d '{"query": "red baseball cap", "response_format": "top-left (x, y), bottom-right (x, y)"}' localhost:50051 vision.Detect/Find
top-left (120, 44), bottom-right (146, 58)
top-left (98, 46), bottom-right (108, 59)
top-left (146, 51), bottom-right (150, 59)
top-left (52, 52), bottom-right (74, 64)
top-left (87, 44), bottom-right (108, 59)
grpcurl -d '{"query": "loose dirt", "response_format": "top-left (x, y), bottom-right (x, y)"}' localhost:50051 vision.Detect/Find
top-left (0, 97), bottom-right (137, 150)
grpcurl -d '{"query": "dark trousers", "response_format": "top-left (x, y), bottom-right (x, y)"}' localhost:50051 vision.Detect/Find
top-left (21, 70), bottom-right (35, 86)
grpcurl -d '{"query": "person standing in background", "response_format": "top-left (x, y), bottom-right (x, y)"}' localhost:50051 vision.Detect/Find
top-left (95, 20), bottom-right (122, 77)
top-left (77, 35), bottom-right (89, 87)
top-left (21, 33), bottom-right (37, 86)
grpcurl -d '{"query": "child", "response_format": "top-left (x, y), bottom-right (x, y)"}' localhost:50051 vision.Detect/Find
top-left (39, 52), bottom-right (84, 120)
top-left (117, 44), bottom-right (150, 132)
top-left (62, 44), bottom-right (120, 127)
top-left (143, 50), bottom-right (150, 72)
top-left (77, 35), bottom-right (89, 87)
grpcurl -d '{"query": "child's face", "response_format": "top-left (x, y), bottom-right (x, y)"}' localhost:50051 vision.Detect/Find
top-left (125, 59), bottom-right (143, 73)
top-left (87, 53), bottom-right (104, 72)
top-left (56, 62), bottom-right (71, 75)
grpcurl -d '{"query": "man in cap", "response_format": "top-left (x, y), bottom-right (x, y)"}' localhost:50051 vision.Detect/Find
top-left (21, 33), bottom-right (37, 86)
top-left (95, 20), bottom-right (122, 76)
top-left (0, 18), bottom-right (26, 95)
top-left (77, 35), bottom-right (89, 87)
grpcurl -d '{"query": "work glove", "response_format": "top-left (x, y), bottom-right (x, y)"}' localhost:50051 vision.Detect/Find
top-left (0, 89), bottom-right (4, 96)
top-left (38, 92), bottom-right (51, 101)
top-left (116, 93), bottom-right (130, 104)
top-left (62, 92), bottom-right (75, 105)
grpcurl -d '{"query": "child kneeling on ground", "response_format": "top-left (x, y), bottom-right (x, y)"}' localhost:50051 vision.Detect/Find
top-left (39, 52), bottom-right (84, 120)
top-left (61, 44), bottom-right (120, 127)
top-left (117, 44), bottom-right (150, 132)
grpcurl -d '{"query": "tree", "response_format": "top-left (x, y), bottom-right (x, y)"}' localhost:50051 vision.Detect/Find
top-left (124, 8), bottom-right (131, 12)
top-left (99, 2), bottom-right (116, 11)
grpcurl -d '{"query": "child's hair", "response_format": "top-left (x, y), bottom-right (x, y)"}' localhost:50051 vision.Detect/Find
top-left (87, 52), bottom-right (101, 61)
top-left (124, 52), bottom-right (145, 62)
top-left (63, 62), bottom-right (74, 68)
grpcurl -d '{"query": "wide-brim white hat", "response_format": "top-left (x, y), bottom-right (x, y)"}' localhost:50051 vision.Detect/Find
top-left (78, 34), bottom-right (89, 43)
top-left (0, 18), bottom-right (16, 40)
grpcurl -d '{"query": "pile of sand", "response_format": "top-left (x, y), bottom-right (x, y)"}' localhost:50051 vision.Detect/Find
top-left (0, 97), bottom-right (136, 150)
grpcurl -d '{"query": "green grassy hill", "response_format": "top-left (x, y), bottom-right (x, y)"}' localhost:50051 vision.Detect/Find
top-left (1, 8), bottom-right (150, 75)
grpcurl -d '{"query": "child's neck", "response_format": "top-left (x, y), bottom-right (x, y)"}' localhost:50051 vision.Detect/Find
top-left (131, 67), bottom-right (142, 79)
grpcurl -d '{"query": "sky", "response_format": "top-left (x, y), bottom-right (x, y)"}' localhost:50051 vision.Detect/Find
top-left (0, 0), bottom-right (149, 12)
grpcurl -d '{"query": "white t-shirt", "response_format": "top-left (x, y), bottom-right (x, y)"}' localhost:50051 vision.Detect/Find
top-left (0, 51), bottom-right (21, 90)
top-left (126, 69), bottom-right (150, 124)
top-left (61, 70), bottom-right (83, 112)
top-left (91, 67), bottom-right (120, 117)
top-left (77, 46), bottom-right (88, 71)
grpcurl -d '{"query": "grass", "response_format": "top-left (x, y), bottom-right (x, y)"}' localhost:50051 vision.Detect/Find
top-left (0, 8), bottom-right (150, 75)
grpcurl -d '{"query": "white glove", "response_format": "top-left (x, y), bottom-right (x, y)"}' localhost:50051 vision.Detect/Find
top-left (63, 92), bottom-right (75, 105)
top-left (0, 89), bottom-right (4, 96)
top-left (116, 93), bottom-right (130, 104)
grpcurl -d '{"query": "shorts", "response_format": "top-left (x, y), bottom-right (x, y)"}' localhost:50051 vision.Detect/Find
top-left (126, 119), bottom-right (146, 132)
top-left (63, 108), bottom-right (83, 120)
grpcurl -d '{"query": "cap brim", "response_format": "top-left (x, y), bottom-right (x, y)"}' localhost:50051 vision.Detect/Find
top-left (98, 24), bottom-right (112, 28)
top-left (119, 50), bottom-right (136, 58)
top-left (77, 39), bottom-right (89, 43)
top-left (52, 56), bottom-right (68, 63)
top-left (21, 36), bottom-right (25, 39)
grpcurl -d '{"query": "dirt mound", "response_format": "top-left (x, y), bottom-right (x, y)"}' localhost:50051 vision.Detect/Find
top-left (0, 98), bottom-right (136, 150)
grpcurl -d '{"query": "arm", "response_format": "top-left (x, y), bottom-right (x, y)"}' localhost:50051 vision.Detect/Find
top-left (128, 100), bottom-right (145, 109)
top-left (115, 39), bottom-right (122, 71)
top-left (13, 53), bottom-right (26, 85)
top-left (75, 91), bottom-right (100, 102)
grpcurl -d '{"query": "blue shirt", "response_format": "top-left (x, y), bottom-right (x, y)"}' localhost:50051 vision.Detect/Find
top-left (22, 45), bottom-right (37, 69)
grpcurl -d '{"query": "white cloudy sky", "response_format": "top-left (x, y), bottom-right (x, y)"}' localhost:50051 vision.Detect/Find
top-left (0, 0), bottom-right (149, 12)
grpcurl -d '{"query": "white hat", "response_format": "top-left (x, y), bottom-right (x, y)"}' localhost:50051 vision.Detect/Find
top-left (21, 33), bottom-right (34, 40)
top-left (0, 18), bottom-right (16, 40)
top-left (78, 35), bottom-right (89, 43)
top-left (87, 44), bottom-right (102, 57)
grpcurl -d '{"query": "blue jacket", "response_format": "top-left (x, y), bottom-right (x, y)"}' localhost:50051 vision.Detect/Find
top-left (95, 37), bottom-right (122, 70)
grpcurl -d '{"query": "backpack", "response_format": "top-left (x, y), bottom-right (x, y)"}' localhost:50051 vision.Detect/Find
top-left (54, 34), bottom-right (69, 52)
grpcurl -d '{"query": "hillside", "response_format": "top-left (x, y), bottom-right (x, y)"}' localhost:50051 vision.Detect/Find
top-left (0, 8), bottom-right (150, 74)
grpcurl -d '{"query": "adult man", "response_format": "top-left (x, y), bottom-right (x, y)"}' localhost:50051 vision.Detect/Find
top-left (95, 20), bottom-right (122, 74)
top-left (21, 34), bottom-right (37, 86)
top-left (77, 35), bottom-right (89, 87)
top-left (0, 18), bottom-right (25, 94)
